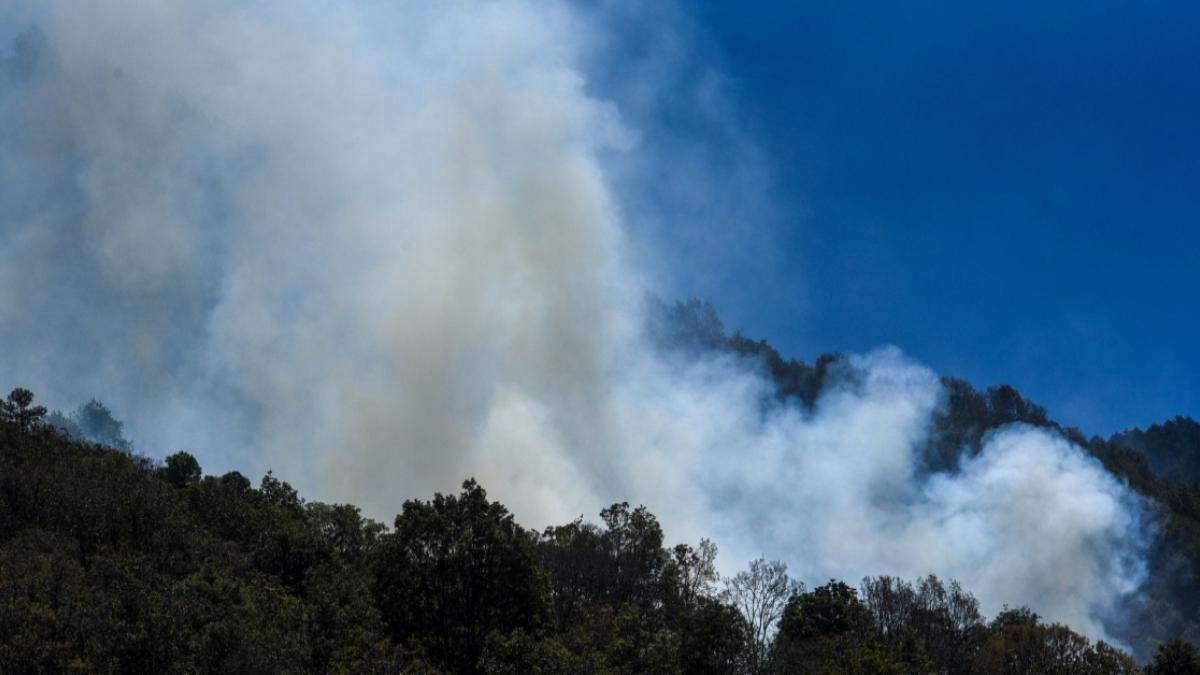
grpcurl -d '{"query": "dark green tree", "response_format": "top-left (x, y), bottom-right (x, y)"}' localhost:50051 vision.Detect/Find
top-left (538, 517), bottom-right (610, 628)
top-left (1147, 640), bottom-right (1200, 675)
top-left (679, 597), bottom-right (751, 675)
top-left (163, 451), bottom-right (202, 488)
top-left (599, 501), bottom-right (668, 610)
top-left (771, 580), bottom-right (881, 674)
top-left (371, 479), bottom-right (551, 674)
top-left (780, 580), bottom-right (874, 643)
top-left (0, 388), bottom-right (46, 430)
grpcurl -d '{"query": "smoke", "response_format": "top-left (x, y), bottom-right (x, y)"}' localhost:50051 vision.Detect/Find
top-left (0, 0), bottom-right (1147, 645)
top-left (612, 345), bottom-right (1148, 642)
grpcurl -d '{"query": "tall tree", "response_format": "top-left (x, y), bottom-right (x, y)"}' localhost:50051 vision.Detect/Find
top-left (371, 479), bottom-right (551, 675)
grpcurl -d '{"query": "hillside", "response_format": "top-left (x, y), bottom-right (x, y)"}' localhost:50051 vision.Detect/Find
top-left (650, 299), bottom-right (1200, 660)
top-left (0, 304), bottom-right (1197, 673)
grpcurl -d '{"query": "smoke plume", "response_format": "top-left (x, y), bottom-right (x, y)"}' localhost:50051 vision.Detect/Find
top-left (0, 0), bottom-right (1147, 644)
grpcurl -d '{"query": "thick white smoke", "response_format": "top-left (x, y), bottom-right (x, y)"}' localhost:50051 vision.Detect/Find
top-left (611, 346), bottom-right (1147, 642)
top-left (0, 0), bottom-right (1147, 644)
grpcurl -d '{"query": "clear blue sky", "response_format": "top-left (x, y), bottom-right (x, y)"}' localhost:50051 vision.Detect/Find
top-left (672, 0), bottom-right (1199, 436)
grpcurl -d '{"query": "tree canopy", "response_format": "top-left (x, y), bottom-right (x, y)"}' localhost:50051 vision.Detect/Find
top-left (2, 304), bottom-right (1199, 671)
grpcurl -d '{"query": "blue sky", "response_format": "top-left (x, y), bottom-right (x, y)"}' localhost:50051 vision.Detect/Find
top-left (675, 0), bottom-right (1200, 436)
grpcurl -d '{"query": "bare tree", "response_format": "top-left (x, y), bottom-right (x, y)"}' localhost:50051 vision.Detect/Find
top-left (723, 558), bottom-right (801, 673)
top-left (861, 575), bottom-right (917, 637)
top-left (862, 574), bottom-right (985, 673)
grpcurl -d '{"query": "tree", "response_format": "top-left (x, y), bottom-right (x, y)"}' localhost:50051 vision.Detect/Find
top-left (599, 502), bottom-right (668, 610)
top-left (770, 580), bottom-right (885, 674)
top-left (911, 574), bottom-right (984, 672)
top-left (987, 384), bottom-right (1049, 428)
top-left (260, 471), bottom-right (304, 515)
top-left (780, 580), bottom-right (874, 643)
top-left (1085, 641), bottom-right (1141, 675)
top-left (73, 398), bottom-right (130, 450)
top-left (0, 388), bottom-right (46, 430)
top-left (679, 597), bottom-right (752, 675)
top-left (723, 558), bottom-right (799, 673)
top-left (860, 575), bottom-right (917, 638)
top-left (1147, 640), bottom-right (1200, 675)
top-left (972, 609), bottom-right (1138, 675)
top-left (305, 502), bottom-right (384, 560)
top-left (537, 518), bottom-right (610, 628)
top-left (371, 479), bottom-right (551, 675)
top-left (538, 502), bottom-right (671, 626)
top-left (668, 539), bottom-right (719, 608)
top-left (163, 451), bottom-right (202, 488)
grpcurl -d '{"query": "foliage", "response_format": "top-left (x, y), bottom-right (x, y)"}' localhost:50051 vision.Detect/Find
top-left (0, 387), bottom-right (47, 430)
top-left (1145, 640), bottom-right (1200, 675)
top-left (370, 479), bottom-right (551, 674)
top-left (163, 450), bottom-right (202, 488)
top-left (0, 396), bottom-right (1164, 673)
top-left (7, 292), bottom-right (1200, 673)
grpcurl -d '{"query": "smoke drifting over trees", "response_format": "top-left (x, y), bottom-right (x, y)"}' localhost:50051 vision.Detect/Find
top-left (0, 0), bottom-right (1179, 658)
top-left (0, 408), bottom-right (1193, 671)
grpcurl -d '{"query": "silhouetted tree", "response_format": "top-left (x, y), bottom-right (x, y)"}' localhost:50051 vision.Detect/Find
top-left (600, 501), bottom-right (669, 611)
top-left (163, 450), bottom-right (202, 488)
top-left (771, 580), bottom-right (880, 673)
top-left (537, 517), bottom-right (610, 628)
top-left (680, 597), bottom-right (752, 675)
top-left (371, 479), bottom-right (551, 675)
top-left (1147, 640), bottom-right (1200, 675)
top-left (668, 539), bottom-right (719, 608)
top-left (0, 388), bottom-right (46, 430)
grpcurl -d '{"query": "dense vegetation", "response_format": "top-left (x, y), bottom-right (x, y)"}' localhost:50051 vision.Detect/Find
top-left (0, 301), bottom-right (1197, 673)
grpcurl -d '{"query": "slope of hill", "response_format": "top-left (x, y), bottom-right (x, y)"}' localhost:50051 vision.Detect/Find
top-left (0, 392), bottom-right (1170, 674)
top-left (0, 301), bottom-right (1197, 672)
top-left (649, 299), bottom-right (1200, 661)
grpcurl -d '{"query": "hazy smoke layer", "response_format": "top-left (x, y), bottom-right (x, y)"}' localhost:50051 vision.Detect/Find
top-left (0, 0), bottom-right (1146, 643)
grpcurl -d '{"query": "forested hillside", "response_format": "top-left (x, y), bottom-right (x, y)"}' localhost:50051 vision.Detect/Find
top-left (1, 302), bottom-right (1198, 673)
top-left (649, 299), bottom-right (1200, 661)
